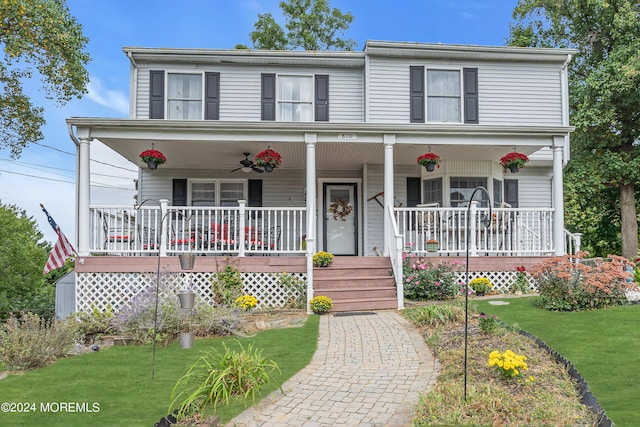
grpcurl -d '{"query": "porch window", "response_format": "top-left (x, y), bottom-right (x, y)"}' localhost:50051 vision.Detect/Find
top-left (493, 178), bottom-right (503, 207)
top-left (427, 70), bottom-right (461, 123)
top-left (422, 178), bottom-right (443, 205)
top-left (450, 177), bottom-right (487, 207)
top-left (167, 73), bottom-right (202, 120)
top-left (189, 180), bottom-right (246, 206)
top-left (278, 76), bottom-right (313, 121)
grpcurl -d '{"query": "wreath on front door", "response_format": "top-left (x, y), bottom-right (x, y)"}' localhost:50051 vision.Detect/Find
top-left (329, 199), bottom-right (353, 221)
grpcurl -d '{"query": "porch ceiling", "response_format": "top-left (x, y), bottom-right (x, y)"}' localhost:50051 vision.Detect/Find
top-left (95, 137), bottom-right (542, 171)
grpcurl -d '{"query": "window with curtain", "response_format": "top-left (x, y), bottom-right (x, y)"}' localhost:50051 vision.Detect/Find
top-left (427, 70), bottom-right (461, 122)
top-left (278, 76), bottom-right (313, 121)
top-left (167, 73), bottom-right (202, 119)
top-left (450, 177), bottom-right (488, 207)
top-left (189, 181), bottom-right (246, 206)
top-left (422, 178), bottom-right (443, 205)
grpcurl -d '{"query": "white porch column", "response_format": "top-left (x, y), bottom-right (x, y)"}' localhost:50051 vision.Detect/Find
top-left (159, 199), bottom-right (169, 257)
top-left (305, 133), bottom-right (317, 314)
top-left (552, 141), bottom-right (566, 255)
top-left (383, 134), bottom-right (395, 256)
top-left (77, 137), bottom-right (91, 255)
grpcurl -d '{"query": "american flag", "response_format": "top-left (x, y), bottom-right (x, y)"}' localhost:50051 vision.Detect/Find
top-left (41, 204), bottom-right (76, 275)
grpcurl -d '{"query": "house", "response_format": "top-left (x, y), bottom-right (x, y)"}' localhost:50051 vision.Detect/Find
top-left (66, 40), bottom-right (579, 314)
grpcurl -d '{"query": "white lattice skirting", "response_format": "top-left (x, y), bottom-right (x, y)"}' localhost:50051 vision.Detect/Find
top-left (456, 271), bottom-right (536, 293)
top-left (76, 272), bottom-right (307, 313)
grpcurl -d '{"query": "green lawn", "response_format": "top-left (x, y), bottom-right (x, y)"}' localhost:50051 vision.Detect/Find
top-left (477, 298), bottom-right (640, 427)
top-left (0, 315), bottom-right (319, 427)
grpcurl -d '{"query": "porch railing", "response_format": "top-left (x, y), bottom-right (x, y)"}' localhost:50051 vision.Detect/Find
top-left (89, 201), bottom-right (306, 256)
top-left (394, 205), bottom-right (556, 256)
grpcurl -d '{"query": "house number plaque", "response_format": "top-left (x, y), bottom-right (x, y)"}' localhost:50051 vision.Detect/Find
top-left (338, 133), bottom-right (357, 140)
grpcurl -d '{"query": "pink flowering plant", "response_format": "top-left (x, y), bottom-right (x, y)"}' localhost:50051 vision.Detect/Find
top-left (402, 255), bottom-right (462, 300)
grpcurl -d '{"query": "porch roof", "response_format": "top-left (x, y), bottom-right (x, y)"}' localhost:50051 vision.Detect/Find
top-left (67, 118), bottom-right (573, 170)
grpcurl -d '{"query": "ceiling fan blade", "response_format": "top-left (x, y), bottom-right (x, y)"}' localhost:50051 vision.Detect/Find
top-left (230, 167), bottom-right (241, 173)
top-left (252, 166), bottom-right (264, 173)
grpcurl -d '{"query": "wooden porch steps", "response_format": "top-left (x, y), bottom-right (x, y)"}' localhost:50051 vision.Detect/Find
top-left (313, 256), bottom-right (397, 312)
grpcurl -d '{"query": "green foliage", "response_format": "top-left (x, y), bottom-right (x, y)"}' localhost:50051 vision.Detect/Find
top-left (309, 295), bottom-right (332, 313)
top-left (278, 272), bottom-right (306, 309)
top-left (73, 304), bottom-right (113, 336)
top-left (404, 303), bottom-right (464, 328)
top-left (312, 251), bottom-right (333, 267)
top-left (169, 341), bottom-right (280, 420)
top-left (0, 312), bottom-right (81, 370)
top-left (0, 201), bottom-right (52, 318)
top-left (249, 0), bottom-right (356, 51)
top-left (478, 312), bottom-right (500, 334)
top-left (530, 253), bottom-right (631, 311)
top-left (0, 0), bottom-right (90, 157)
top-left (509, 0), bottom-right (640, 259)
top-left (402, 256), bottom-right (462, 300)
top-left (211, 264), bottom-right (244, 306)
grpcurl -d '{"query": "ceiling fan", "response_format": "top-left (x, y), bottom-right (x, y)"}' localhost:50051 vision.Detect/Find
top-left (230, 152), bottom-right (264, 173)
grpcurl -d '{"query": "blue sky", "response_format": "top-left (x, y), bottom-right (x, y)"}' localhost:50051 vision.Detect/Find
top-left (0, 0), bottom-right (519, 244)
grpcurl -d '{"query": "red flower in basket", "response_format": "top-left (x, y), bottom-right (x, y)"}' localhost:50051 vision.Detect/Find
top-left (255, 149), bottom-right (282, 172)
top-left (417, 152), bottom-right (441, 171)
top-left (139, 149), bottom-right (167, 165)
top-left (500, 152), bottom-right (529, 171)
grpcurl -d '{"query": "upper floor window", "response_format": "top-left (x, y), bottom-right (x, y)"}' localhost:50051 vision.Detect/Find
top-left (410, 66), bottom-right (478, 124)
top-left (262, 73), bottom-right (329, 122)
top-left (149, 70), bottom-right (220, 120)
top-left (427, 70), bottom-right (461, 123)
top-left (279, 76), bottom-right (313, 121)
top-left (168, 73), bottom-right (202, 120)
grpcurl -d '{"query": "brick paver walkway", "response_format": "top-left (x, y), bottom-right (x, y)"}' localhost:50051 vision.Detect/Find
top-left (226, 310), bottom-right (438, 426)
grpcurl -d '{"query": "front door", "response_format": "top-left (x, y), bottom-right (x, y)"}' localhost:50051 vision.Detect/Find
top-left (323, 183), bottom-right (358, 255)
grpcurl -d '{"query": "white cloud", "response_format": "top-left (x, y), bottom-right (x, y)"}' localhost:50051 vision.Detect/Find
top-left (86, 76), bottom-right (129, 116)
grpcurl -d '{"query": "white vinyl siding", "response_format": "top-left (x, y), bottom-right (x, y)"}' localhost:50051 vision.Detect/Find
top-left (367, 57), bottom-right (563, 126)
top-left (134, 64), bottom-right (363, 122)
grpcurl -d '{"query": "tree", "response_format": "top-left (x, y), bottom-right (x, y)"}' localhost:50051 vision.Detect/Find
top-left (0, 0), bottom-right (91, 158)
top-left (249, 0), bottom-right (356, 51)
top-left (0, 201), bottom-right (52, 317)
top-left (509, 0), bottom-right (640, 259)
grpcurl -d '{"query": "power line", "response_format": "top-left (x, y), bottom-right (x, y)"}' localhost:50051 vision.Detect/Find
top-left (31, 141), bottom-right (138, 173)
top-left (0, 157), bottom-right (135, 179)
top-left (0, 168), bottom-right (136, 191)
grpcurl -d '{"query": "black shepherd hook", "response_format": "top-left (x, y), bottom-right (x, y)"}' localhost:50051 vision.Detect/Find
top-left (463, 186), bottom-right (492, 401)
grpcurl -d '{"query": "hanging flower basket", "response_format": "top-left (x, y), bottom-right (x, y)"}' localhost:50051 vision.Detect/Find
top-left (139, 149), bottom-right (167, 170)
top-left (417, 152), bottom-right (441, 172)
top-left (500, 152), bottom-right (529, 173)
top-left (255, 148), bottom-right (282, 172)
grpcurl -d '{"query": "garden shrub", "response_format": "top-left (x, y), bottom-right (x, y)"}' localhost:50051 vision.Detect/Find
top-left (309, 295), bottom-right (333, 314)
top-left (111, 276), bottom-right (241, 345)
top-left (312, 251), bottom-right (334, 267)
top-left (74, 304), bottom-right (114, 336)
top-left (530, 253), bottom-right (633, 310)
top-left (211, 265), bottom-right (244, 306)
top-left (278, 272), bottom-right (307, 309)
top-left (402, 256), bottom-right (462, 300)
top-left (169, 341), bottom-right (279, 420)
top-left (0, 312), bottom-right (81, 370)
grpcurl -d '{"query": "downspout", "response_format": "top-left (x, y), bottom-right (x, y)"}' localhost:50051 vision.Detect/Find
top-left (560, 54), bottom-right (572, 165)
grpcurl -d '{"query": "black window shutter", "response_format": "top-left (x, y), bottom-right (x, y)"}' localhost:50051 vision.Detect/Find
top-left (463, 68), bottom-right (479, 124)
top-left (172, 179), bottom-right (188, 206)
top-left (315, 75), bottom-right (329, 121)
top-left (410, 66), bottom-right (425, 123)
top-left (505, 179), bottom-right (518, 207)
top-left (204, 72), bottom-right (220, 120)
top-left (406, 178), bottom-right (421, 207)
top-left (261, 74), bottom-right (276, 121)
top-left (248, 180), bottom-right (263, 207)
top-left (149, 70), bottom-right (165, 119)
